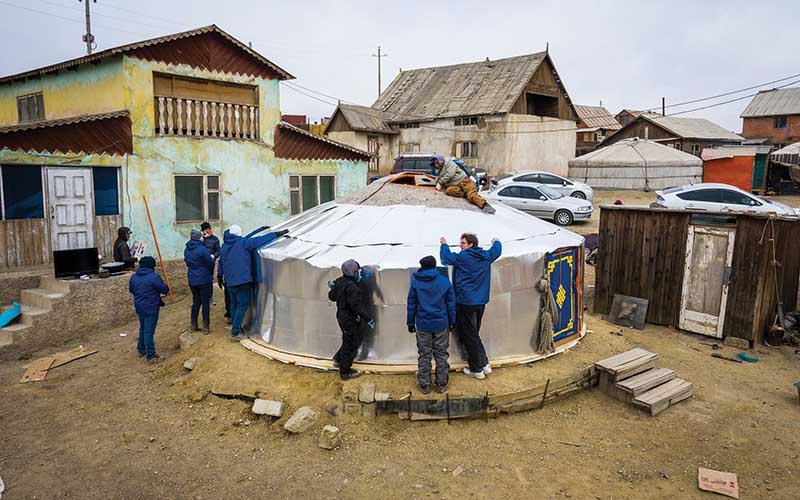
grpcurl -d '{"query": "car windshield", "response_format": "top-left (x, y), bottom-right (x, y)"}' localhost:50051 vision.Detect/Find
top-left (757, 196), bottom-right (773, 205)
top-left (538, 185), bottom-right (563, 199)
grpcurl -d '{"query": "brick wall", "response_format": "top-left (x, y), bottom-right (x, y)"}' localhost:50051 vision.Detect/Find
top-left (741, 115), bottom-right (800, 145)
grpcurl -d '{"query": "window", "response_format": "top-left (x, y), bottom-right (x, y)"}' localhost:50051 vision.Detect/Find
top-left (525, 93), bottom-right (559, 118)
top-left (174, 174), bottom-right (221, 223)
top-left (774, 116), bottom-right (787, 128)
top-left (16, 93), bottom-right (45, 123)
top-left (1, 166), bottom-right (44, 219)
top-left (92, 167), bottom-right (120, 216)
top-left (398, 122), bottom-right (420, 129)
top-left (677, 189), bottom-right (721, 203)
top-left (401, 158), bottom-right (431, 171)
top-left (517, 174), bottom-right (540, 183)
top-left (289, 174), bottom-right (335, 215)
top-left (517, 187), bottom-right (544, 199)
top-left (498, 186), bottom-right (521, 198)
top-left (401, 143), bottom-right (420, 153)
top-left (619, 115), bottom-right (630, 125)
top-left (454, 116), bottom-right (479, 126)
top-left (721, 189), bottom-right (759, 206)
top-left (538, 173), bottom-right (565, 185)
top-left (691, 143), bottom-right (701, 155)
top-left (457, 141), bottom-right (478, 158)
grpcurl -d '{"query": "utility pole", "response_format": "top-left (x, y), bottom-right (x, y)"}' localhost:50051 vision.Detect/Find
top-left (372, 46), bottom-right (388, 97)
top-left (79, 0), bottom-right (97, 55)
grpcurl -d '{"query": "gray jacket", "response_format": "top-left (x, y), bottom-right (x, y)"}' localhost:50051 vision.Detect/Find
top-left (436, 159), bottom-right (467, 188)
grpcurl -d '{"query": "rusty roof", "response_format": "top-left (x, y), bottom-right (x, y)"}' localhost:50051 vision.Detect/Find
top-left (741, 87), bottom-right (800, 117)
top-left (274, 122), bottom-right (370, 161)
top-left (0, 111), bottom-right (132, 155)
top-left (0, 25), bottom-right (294, 84)
top-left (574, 105), bottom-right (621, 130)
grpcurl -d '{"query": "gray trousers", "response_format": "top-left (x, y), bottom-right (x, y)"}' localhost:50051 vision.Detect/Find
top-left (416, 329), bottom-right (450, 388)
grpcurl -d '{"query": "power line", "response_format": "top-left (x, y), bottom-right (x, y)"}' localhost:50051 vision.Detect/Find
top-left (0, 0), bottom-right (149, 37)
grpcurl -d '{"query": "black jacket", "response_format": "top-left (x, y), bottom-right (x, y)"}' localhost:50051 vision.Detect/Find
top-left (202, 234), bottom-right (220, 259)
top-left (113, 237), bottom-right (136, 270)
top-left (328, 276), bottom-right (372, 332)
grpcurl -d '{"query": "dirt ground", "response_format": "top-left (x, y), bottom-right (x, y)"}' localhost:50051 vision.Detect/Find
top-left (2, 192), bottom-right (800, 500)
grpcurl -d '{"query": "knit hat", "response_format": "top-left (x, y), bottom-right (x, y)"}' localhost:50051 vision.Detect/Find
top-left (341, 259), bottom-right (360, 278)
top-left (190, 229), bottom-right (203, 241)
top-left (140, 256), bottom-right (156, 269)
top-left (429, 154), bottom-right (445, 168)
top-left (419, 255), bottom-right (437, 269)
top-left (228, 224), bottom-right (242, 236)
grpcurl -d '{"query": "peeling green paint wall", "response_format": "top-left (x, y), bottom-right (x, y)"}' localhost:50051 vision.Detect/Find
top-left (0, 56), bottom-right (367, 263)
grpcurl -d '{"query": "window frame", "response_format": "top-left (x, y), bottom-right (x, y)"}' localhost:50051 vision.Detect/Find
top-left (690, 143), bottom-right (701, 155)
top-left (774, 116), bottom-right (787, 128)
top-left (173, 173), bottom-right (222, 224)
top-left (457, 141), bottom-right (478, 158)
top-left (16, 92), bottom-right (45, 123)
top-left (91, 167), bottom-right (121, 217)
top-left (400, 142), bottom-right (420, 153)
top-left (398, 122), bottom-right (420, 129)
top-left (289, 174), bottom-right (337, 216)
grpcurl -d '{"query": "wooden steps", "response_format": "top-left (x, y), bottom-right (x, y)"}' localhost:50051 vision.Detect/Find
top-left (594, 349), bottom-right (693, 416)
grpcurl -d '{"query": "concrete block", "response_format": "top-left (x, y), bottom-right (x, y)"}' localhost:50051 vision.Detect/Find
top-left (252, 399), bottom-right (284, 417)
top-left (358, 383), bottom-right (376, 403)
top-left (318, 425), bottom-right (341, 450)
top-left (374, 391), bottom-right (391, 401)
top-left (284, 406), bottom-right (319, 433)
top-left (723, 336), bottom-right (750, 349)
top-left (179, 331), bottom-right (199, 350)
top-left (183, 357), bottom-right (197, 371)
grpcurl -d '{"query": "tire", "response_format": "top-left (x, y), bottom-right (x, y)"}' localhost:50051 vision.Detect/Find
top-left (554, 209), bottom-right (574, 226)
top-left (570, 191), bottom-right (587, 200)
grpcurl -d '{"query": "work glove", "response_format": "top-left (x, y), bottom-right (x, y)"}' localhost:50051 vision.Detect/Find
top-left (217, 275), bottom-right (224, 289)
top-left (408, 325), bottom-right (416, 334)
top-left (367, 319), bottom-right (376, 329)
top-left (276, 229), bottom-right (289, 237)
top-left (327, 280), bottom-right (334, 289)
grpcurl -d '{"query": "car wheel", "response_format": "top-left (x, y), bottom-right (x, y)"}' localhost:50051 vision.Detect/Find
top-left (570, 191), bottom-right (587, 200)
top-left (554, 209), bottom-right (573, 226)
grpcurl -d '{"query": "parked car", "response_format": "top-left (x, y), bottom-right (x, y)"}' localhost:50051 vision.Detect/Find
top-left (484, 181), bottom-right (593, 226)
top-left (652, 183), bottom-right (799, 216)
top-left (491, 170), bottom-right (593, 200)
top-left (391, 153), bottom-right (488, 189)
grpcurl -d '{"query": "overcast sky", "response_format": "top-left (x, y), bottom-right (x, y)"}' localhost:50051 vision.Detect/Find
top-left (2, 0), bottom-right (798, 131)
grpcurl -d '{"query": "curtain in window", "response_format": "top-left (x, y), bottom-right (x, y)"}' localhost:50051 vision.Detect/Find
top-left (175, 176), bottom-right (203, 222)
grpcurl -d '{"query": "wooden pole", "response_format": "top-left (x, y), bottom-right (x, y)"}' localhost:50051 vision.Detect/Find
top-left (142, 195), bottom-right (173, 300)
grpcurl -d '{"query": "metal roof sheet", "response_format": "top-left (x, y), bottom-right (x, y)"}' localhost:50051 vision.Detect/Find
top-left (740, 87), bottom-right (800, 117)
top-left (644, 115), bottom-right (743, 141)
top-left (274, 121), bottom-right (369, 161)
top-left (0, 25), bottom-right (293, 84)
top-left (574, 105), bottom-right (621, 130)
top-left (372, 52), bottom-right (547, 121)
top-left (0, 111), bottom-right (132, 155)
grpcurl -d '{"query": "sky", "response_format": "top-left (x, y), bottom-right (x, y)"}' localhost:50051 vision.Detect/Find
top-left (1, 0), bottom-right (798, 131)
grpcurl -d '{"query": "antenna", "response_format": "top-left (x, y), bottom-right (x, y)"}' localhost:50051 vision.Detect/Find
top-left (372, 46), bottom-right (388, 97)
top-left (78, 0), bottom-right (97, 55)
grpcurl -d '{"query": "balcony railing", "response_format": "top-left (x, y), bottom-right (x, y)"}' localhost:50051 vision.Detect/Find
top-left (155, 96), bottom-right (259, 140)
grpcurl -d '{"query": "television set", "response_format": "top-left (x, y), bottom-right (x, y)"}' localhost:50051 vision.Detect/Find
top-left (53, 247), bottom-right (100, 278)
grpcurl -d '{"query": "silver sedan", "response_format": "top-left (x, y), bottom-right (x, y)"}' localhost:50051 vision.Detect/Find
top-left (491, 170), bottom-right (594, 200)
top-left (484, 181), bottom-right (593, 226)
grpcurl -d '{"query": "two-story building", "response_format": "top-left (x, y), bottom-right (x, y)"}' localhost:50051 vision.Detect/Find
top-left (740, 87), bottom-right (800, 150)
top-left (325, 51), bottom-right (578, 176)
top-left (0, 25), bottom-right (369, 270)
top-left (574, 104), bottom-right (621, 156)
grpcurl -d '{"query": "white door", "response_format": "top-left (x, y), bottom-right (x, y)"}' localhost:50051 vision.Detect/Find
top-left (46, 168), bottom-right (94, 250)
top-left (678, 225), bottom-right (735, 337)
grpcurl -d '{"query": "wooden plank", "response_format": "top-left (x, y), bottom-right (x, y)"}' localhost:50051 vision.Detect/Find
top-left (594, 348), bottom-right (651, 372)
top-left (489, 367), bottom-right (596, 406)
top-left (616, 368), bottom-right (676, 396)
top-left (633, 378), bottom-right (692, 406)
top-left (648, 386), bottom-right (693, 416)
top-left (48, 347), bottom-right (98, 369)
top-left (19, 357), bottom-right (55, 383)
top-left (614, 354), bottom-right (658, 381)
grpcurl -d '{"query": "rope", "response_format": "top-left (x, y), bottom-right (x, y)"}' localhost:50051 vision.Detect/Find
top-left (535, 273), bottom-right (558, 354)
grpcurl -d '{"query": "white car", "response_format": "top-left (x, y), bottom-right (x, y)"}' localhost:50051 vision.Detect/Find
top-left (653, 183), bottom-right (798, 216)
top-left (484, 181), bottom-right (593, 226)
top-left (491, 170), bottom-right (594, 201)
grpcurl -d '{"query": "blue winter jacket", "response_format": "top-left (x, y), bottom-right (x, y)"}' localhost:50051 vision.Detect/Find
top-left (184, 239), bottom-right (215, 286)
top-left (218, 226), bottom-right (279, 287)
top-left (407, 268), bottom-right (456, 333)
top-left (128, 267), bottom-right (169, 315)
top-left (440, 240), bottom-right (502, 305)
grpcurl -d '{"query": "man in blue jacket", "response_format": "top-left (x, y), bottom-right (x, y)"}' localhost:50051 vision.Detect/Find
top-left (185, 229), bottom-right (215, 334)
top-left (128, 256), bottom-right (170, 363)
top-left (407, 255), bottom-right (456, 394)
top-left (218, 224), bottom-right (288, 341)
top-left (440, 232), bottom-right (502, 379)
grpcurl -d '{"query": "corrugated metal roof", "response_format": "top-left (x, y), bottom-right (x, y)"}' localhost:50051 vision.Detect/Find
top-left (0, 25), bottom-right (293, 84)
top-left (740, 87), bottom-right (800, 117)
top-left (644, 115), bottom-right (743, 141)
top-left (274, 122), bottom-right (369, 161)
top-left (336, 104), bottom-right (398, 134)
top-left (574, 105), bottom-right (621, 130)
top-left (0, 111), bottom-right (132, 155)
top-left (372, 52), bottom-right (547, 121)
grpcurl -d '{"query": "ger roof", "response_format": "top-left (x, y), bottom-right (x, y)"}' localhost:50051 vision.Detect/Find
top-left (574, 105), bottom-right (621, 130)
top-left (372, 52), bottom-right (549, 121)
top-left (740, 87), bottom-right (800, 118)
top-left (569, 138), bottom-right (703, 168)
top-left (641, 114), bottom-right (743, 141)
top-left (0, 24), bottom-right (294, 84)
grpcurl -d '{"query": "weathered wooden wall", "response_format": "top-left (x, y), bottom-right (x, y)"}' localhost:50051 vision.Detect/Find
top-left (0, 218), bottom-right (51, 269)
top-left (594, 207), bottom-right (690, 326)
top-left (724, 217), bottom-right (800, 343)
top-left (94, 215), bottom-right (121, 262)
top-left (510, 56), bottom-right (577, 121)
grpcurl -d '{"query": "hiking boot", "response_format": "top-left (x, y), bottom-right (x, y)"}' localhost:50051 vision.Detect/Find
top-left (436, 384), bottom-right (448, 394)
top-left (481, 203), bottom-right (496, 215)
top-left (146, 354), bottom-right (163, 364)
top-left (418, 384), bottom-right (431, 395)
top-left (229, 333), bottom-right (243, 342)
top-left (483, 364), bottom-right (492, 375)
top-left (340, 369), bottom-right (363, 380)
top-left (463, 368), bottom-right (486, 379)
top-left (191, 319), bottom-right (200, 332)
top-left (202, 320), bottom-right (210, 335)
top-left (137, 350), bottom-right (146, 357)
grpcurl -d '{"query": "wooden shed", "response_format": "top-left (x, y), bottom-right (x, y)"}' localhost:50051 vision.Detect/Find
top-left (594, 206), bottom-right (800, 346)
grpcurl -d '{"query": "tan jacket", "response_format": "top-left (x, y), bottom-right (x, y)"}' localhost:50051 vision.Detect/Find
top-left (436, 159), bottom-right (467, 188)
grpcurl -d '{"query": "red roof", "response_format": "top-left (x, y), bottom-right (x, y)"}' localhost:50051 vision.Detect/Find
top-left (274, 122), bottom-right (369, 161)
top-left (281, 114), bottom-right (308, 126)
top-left (0, 111), bottom-right (133, 156)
